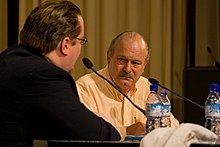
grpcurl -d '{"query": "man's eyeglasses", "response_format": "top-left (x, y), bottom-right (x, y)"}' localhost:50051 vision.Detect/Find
top-left (75, 37), bottom-right (88, 45)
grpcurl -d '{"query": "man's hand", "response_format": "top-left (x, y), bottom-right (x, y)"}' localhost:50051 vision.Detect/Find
top-left (126, 122), bottom-right (145, 136)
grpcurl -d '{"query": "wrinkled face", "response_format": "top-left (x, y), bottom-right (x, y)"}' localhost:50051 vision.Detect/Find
top-left (108, 37), bottom-right (148, 93)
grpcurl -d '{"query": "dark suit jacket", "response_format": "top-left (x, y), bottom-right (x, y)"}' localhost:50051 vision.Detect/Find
top-left (0, 44), bottom-right (121, 147)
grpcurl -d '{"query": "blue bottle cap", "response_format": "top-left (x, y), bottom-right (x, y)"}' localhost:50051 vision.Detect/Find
top-left (160, 89), bottom-right (167, 95)
top-left (210, 83), bottom-right (219, 92)
top-left (218, 85), bottom-right (220, 93)
top-left (150, 84), bottom-right (158, 91)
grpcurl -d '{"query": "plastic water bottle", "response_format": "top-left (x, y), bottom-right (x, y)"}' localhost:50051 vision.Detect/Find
top-left (145, 84), bottom-right (162, 134)
top-left (205, 83), bottom-right (220, 137)
top-left (160, 89), bottom-right (171, 127)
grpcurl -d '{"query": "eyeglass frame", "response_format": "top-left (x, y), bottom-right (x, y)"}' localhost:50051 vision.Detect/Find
top-left (75, 37), bottom-right (88, 45)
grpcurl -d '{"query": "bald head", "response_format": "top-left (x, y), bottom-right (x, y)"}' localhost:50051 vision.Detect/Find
top-left (107, 31), bottom-right (149, 63)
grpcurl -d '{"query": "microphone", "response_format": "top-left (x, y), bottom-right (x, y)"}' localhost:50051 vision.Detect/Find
top-left (82, 57), bottom-right (146, 115)
top-left (207, 47), bottom-right (220, 70)
top-left (148, 78), bottom-right (205, 109)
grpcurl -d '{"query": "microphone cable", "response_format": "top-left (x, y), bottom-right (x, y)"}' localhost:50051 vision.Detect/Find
top-left (148, 78), bottom-right (205, 109)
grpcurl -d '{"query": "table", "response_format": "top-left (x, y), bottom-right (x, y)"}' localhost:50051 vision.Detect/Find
top-left (33, 139), bottom-right (140, 147)
top-left (190, 143), bottom-right (220, 146)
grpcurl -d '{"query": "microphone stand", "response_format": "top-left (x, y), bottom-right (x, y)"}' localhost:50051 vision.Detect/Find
top-left (156, 82), bottom-right (205, 109)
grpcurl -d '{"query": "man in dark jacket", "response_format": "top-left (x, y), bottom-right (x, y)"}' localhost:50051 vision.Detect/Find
top-left (0, 0), bottom-right (120, 147)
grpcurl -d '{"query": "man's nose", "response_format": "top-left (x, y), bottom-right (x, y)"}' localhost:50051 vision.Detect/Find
top-left (124, 62), bottom-right (132, 73)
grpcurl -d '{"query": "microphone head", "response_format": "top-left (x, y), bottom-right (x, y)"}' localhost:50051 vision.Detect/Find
top-left (148, 78), bottom-right (159, 84)
top-left (207, 47), bottom-right (212, 53)
top-left (82, 57), bottom-right (94, 69)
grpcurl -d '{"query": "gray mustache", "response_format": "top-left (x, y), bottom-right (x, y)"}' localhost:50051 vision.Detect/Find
top-left (118, 73), bottom-right (134, 79)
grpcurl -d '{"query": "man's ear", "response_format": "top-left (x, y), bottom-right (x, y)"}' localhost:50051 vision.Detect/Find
top-left (59, 37), bottom-right (71, 56)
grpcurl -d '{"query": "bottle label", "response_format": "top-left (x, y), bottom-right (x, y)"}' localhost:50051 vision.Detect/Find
top-left (146, 103), bottom-right (162, 117)
top-left (162, 104), bottom-right (171, 116)
top-left (206, 104), bottom-right (220, 117)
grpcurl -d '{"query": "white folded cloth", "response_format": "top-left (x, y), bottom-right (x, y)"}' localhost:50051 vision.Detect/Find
top-left (140, 123), bottom-right (218, 147)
